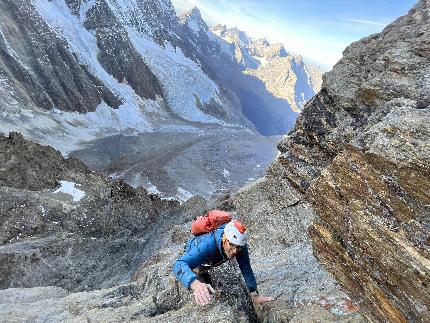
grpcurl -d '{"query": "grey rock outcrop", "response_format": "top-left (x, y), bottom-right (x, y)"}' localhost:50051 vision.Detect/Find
top-left (0, 132), bottom-right (90, 191)
top-left (0, 130), bottom-right (366, 322)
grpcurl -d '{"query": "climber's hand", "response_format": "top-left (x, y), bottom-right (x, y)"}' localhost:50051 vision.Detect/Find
top-left (251, 294), bottom-right (275, 304)
top-left (190, 280), bottom-right (214, 306)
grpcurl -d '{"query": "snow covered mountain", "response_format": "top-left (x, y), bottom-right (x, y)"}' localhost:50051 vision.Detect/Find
top-left (0, 1), bottom-right (322, 151)
top-left (0, 0), bottom-right (323, 200)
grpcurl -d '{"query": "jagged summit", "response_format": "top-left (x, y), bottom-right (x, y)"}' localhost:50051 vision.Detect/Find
top-left (253, 38), bottom-right (270, 47)
top-left (180, 6), bottom-right (208, 33)
top-left (218, 27), bottom-right (252, 46)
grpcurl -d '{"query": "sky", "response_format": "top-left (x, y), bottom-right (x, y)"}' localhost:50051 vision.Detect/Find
top-left (171, 0), bottom-right (417, 71)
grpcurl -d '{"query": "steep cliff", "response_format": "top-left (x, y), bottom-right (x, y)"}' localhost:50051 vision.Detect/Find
top-left (261, 0), bottom-right (430, 321)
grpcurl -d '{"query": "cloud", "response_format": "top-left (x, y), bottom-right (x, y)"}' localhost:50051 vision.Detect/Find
top-left (341, 18), bottom-right (387, 27)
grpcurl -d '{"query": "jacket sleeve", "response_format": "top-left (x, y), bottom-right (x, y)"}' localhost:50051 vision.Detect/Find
top-left (172, 238), bottom-right (211, 289)
top-left (237, 245), bottom-right (258, 293)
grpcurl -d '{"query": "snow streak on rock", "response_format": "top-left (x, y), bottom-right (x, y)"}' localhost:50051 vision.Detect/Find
top-left (53, 181), bottom-right (86, 202)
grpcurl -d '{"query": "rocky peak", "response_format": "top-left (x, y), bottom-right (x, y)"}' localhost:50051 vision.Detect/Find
top-left (249, 41), bottom-right (288, 59)
top-left (211, 23), bottom-right (227, 36)
top-left (180, 6), bottom-right (208, 33)
top-left (253, 38), bottom-right (270, 47)
top-left (221, 27), bottom-right (252, 46)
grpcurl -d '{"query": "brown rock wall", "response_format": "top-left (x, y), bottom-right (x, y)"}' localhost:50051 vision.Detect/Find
top-left (307, 146), bottom-right (430, 322)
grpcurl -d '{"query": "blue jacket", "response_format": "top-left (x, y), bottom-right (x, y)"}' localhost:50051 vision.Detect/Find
top-left (173, 224), bottom-right (258, 293)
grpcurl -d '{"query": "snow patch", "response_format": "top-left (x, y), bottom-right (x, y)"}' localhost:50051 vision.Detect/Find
top-left (252, 55), bottom-right (267, 67)
top-left (222, 169), bottom-right (230, 178)
top-left (53, 181), bottom-right (86, 202)
top-left (176, 187), bottom-right (194, 203)
top-left (187, 19), bottom-right (201, 34)
top-left (146, 181), bottom-right (161, 195)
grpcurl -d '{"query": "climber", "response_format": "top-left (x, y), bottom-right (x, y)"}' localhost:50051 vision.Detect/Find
top-left (173, 219), bottom-right (274, 306)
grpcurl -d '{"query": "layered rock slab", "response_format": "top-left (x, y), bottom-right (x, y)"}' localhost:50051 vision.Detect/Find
top-left (308, 144), bottom-right (430, 322)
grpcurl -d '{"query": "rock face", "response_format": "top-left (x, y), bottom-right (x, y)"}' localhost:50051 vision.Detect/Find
top-left (0, 132), bottom-right (90, 191)
top-left (83, 0), bottom-right (164, 101)
top-left (231, 175), bottom-right (365, 322)
top-left (268, 1), bottom-right (430, 321)
top-left (308, 144), bottom-right (430, 322)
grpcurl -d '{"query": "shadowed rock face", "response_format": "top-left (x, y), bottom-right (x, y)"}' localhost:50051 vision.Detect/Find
top-left (0, 132), bottom-right (91, 191)
top-left (0, 0), bottom-right (121, 113)
top-left (266, 0), bottom-right (430, 321)
top-left (82, 0), bottom-right (164, 100)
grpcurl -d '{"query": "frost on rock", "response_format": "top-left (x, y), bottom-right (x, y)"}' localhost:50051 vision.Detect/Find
top-left (53, 181), bottom-right (86, 202)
